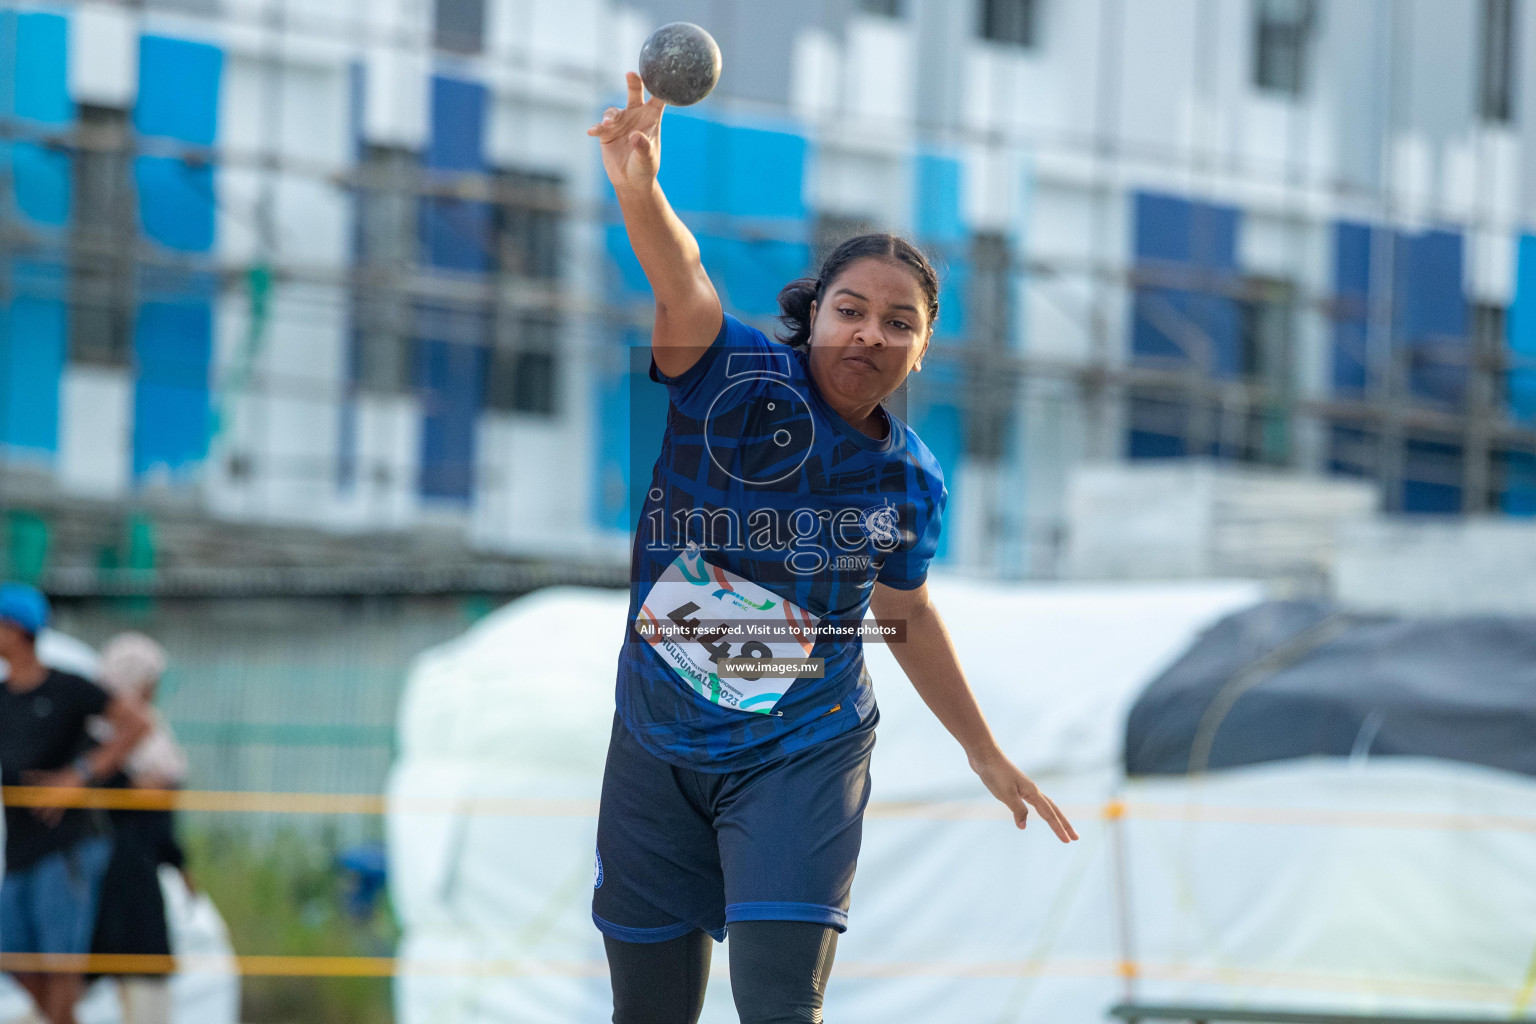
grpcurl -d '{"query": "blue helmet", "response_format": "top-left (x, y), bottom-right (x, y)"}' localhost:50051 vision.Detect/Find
top-left (0, 583), bottom-right (50, 637)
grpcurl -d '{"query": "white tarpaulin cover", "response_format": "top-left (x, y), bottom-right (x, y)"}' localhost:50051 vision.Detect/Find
top-left (388, 578), bottom-right (1536, 1023)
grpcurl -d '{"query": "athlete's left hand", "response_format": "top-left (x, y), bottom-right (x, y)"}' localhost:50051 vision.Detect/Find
top-left (972, 754), bottom-right (1079, 843)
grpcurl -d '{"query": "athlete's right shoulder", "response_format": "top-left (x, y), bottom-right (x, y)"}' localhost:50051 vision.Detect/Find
top-left (651, 313), bottom-right (777, 393)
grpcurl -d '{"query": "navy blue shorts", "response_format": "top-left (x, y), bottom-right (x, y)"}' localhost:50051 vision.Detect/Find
top-left (592, 709), bottom-right (876, 943)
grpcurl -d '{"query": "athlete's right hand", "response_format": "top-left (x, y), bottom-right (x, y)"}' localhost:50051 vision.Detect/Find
top-left (589, 71), bottom-right (665, 193)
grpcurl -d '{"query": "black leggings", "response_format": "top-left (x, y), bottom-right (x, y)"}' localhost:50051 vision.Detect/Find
top-left (605, 920), bottom-right (838, 1024)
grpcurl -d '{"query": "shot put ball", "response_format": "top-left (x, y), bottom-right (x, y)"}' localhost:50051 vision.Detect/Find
top-left (639, 22), bottom-right (722, 106)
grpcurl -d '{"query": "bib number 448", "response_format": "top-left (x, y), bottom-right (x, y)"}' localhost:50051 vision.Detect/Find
top-left (667, 600), bottom-right (773, 680)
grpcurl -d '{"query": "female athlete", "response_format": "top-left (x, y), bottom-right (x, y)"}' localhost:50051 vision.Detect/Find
top-left (589, 72), bottom-right (1079, 1024)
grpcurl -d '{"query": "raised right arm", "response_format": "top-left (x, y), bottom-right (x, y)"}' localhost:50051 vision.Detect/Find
top-left (589, 72), bottom-right (722, 378)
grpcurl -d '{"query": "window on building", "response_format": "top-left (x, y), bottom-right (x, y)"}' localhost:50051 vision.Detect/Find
top-left (69, 105), bottom-right (135, 367)
top-left (966, 232), bottom-right (1013, 460)
top-left (1238, 278), bottom-right (1294, 385)
top-left (486, 315), bottom-right (559, 416)
top-left (144, 0), bottom-right (219, 11)
top-left (493, 170), bottom-right (563, 281)
top-left (1479, 0), bottom-right (1518, 123)
top-left (969, 232), bottom-right (1011, 347)
top-left (1473, 301), bottom-right (1509, 413)
top-left (435, 0), bottom-right (486, 54)
top-left (980, 0), bottom-right (1038, 47)
top-left (858, 0), bottom-right (902, 17)
top-left (354, 145), bottom-right (419, 394)
top-left (1253, 0), bottom-right (1316, 97)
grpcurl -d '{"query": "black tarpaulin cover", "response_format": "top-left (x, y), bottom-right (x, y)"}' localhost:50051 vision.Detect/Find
top-left (1123, 600), bottom-right (1536, 778)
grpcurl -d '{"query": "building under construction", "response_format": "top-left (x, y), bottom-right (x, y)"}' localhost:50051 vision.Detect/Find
top-left (3, 0), bottom-right (1536, 589)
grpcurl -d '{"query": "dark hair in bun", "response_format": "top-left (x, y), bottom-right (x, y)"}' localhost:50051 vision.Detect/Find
top-left (776, 233), bottom-right (940, 350)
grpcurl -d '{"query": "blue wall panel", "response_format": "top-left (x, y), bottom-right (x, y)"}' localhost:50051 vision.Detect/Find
top-left (421, 76), bottom-right (491, 272)
top-left (648, 111), bottom-right (807, 222)
top-left (716, 236), bottom-right (810, 318)
top-left (415, 336), bottom-right (485, 501)
top-left (426, 76), bottom-right (486, 171)
top-left (723, 122), bottom-right (806, 221)
top-left (1331, 221), bottom-right (1372, 395)
top-left (134, 36), bottom-right (221, 255)
top-left (912, 402), bottom-right (960, 562)
top-left (12, 142), bottom-right (70, 226)
top-left (0, 261), bottom-right (66, 461)
top-left (135, 35), bottom-right (222, 144)
top-left (592, 363), bottom-right (631, 532)
top-left (1330, 222), bottom-right (1469, 513)
top-left (605, 223), bottom-right (651, 297)
top-left (915, 151), bottom-right (968, 345)
top-left (1128, 191), bottom-right (1240, 459)
top-left (4, 11), bottom-right (71, 228)
top-left (421, 76), bottom-right (490, 274)
top-left (13, 11), bottom-right (70, 124)
top-left (417, 77), bottom-right (491, 501)
top-left (1130, 191), bottom-right (1241, 377)
top-left (135, 157), bottom-right (215, 251)
top-left (1331, 222), bottom-right (1468, 404)
top-left (1509, 234), bottom-right (1536, 421)
top-left (1501, 450), bottom-right (1536, 515)
top-left (915, 151), bottom-right (965, 245)
top-left (590, 340), bottom-right (667, 532)
top-left (1398, 229), bottom-right (1467, 406)
top-left (1401, 437), bottom-right (1462, 514)
top-left (651, 110), bottom-right (718, 215)
top-left (134, 292), bottom-right (213, 479)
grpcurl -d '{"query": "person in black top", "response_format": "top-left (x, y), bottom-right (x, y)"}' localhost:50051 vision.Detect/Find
top-left (0, 584), bottom-right (150, 1024)
top-left (91, 632), bottom-right (190, 1024)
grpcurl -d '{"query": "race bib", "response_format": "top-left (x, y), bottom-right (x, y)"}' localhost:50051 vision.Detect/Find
top-left (637, 547), bottom-right (819, 715)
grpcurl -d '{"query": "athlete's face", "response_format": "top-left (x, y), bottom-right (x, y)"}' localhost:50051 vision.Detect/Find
top-left (806, 258), bottom-right (932, 416)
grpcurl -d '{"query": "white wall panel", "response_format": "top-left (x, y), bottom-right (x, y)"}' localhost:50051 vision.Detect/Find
top-left (472, 415), bottom-right (586, 551)
top-left (58, 367), bottom-right (132, 498)
top-left (962, 141), bottom-right (1024, 234)
top-left (599, 6), bottom-right (651, 81)
top-left (960, 44), bottom-right (1059, 142)
top-left (1469, 229), bottom-right (1516, 306)
top-left (811, 145), bottom-right (908, 229)
top-left (340, 395), bottom-right (423, 530)
top-left (1390, 131), bottom-right (1435, 229)
top-left (500, 0), bottom-right (600, 71)
top-left (486, 97), bottom-right (586, 174)
top-left (845, 16), bottom-right (913, 126)
top-left (275, 176), bottom-right (349, 268)
top-left (279, 63), bottom-right (351, 168)
top-left (68, 3), bottom-right (137, 108)
top-left (790, 27), bottom-right (839, 123)
top-left (249, 284), bottom-right (347, 520)
top-left (215, 165), bottom-right (263, 266)
top-left (363, 45), bottom-right (429, 149)
top-left (1114, 0), bottom-right (1198, 160)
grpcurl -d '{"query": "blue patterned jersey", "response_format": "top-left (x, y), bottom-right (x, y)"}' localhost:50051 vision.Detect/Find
top-left (616, 313), bottom-right (948, 772)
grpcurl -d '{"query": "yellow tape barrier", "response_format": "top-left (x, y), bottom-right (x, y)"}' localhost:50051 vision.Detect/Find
top-left (5, 787), bottom-right (1534, 834)
top-left (2, 788), bottom-right (1530, 989)
top-left (0, 953), bottom-right (1529, 1005)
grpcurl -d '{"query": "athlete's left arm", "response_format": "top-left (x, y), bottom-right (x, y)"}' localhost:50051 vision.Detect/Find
top-left (869, 581), bottom-right (1079, 844)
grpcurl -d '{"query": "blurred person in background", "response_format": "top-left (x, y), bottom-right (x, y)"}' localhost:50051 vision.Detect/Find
top-left (88, 633), bottom-right (190, 1024)
top-left (0, 584), bottom-right (150, 1024)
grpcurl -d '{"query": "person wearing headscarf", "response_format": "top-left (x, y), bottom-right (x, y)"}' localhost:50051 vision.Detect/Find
top-left (88, 632), bottom-right (190, 1024)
